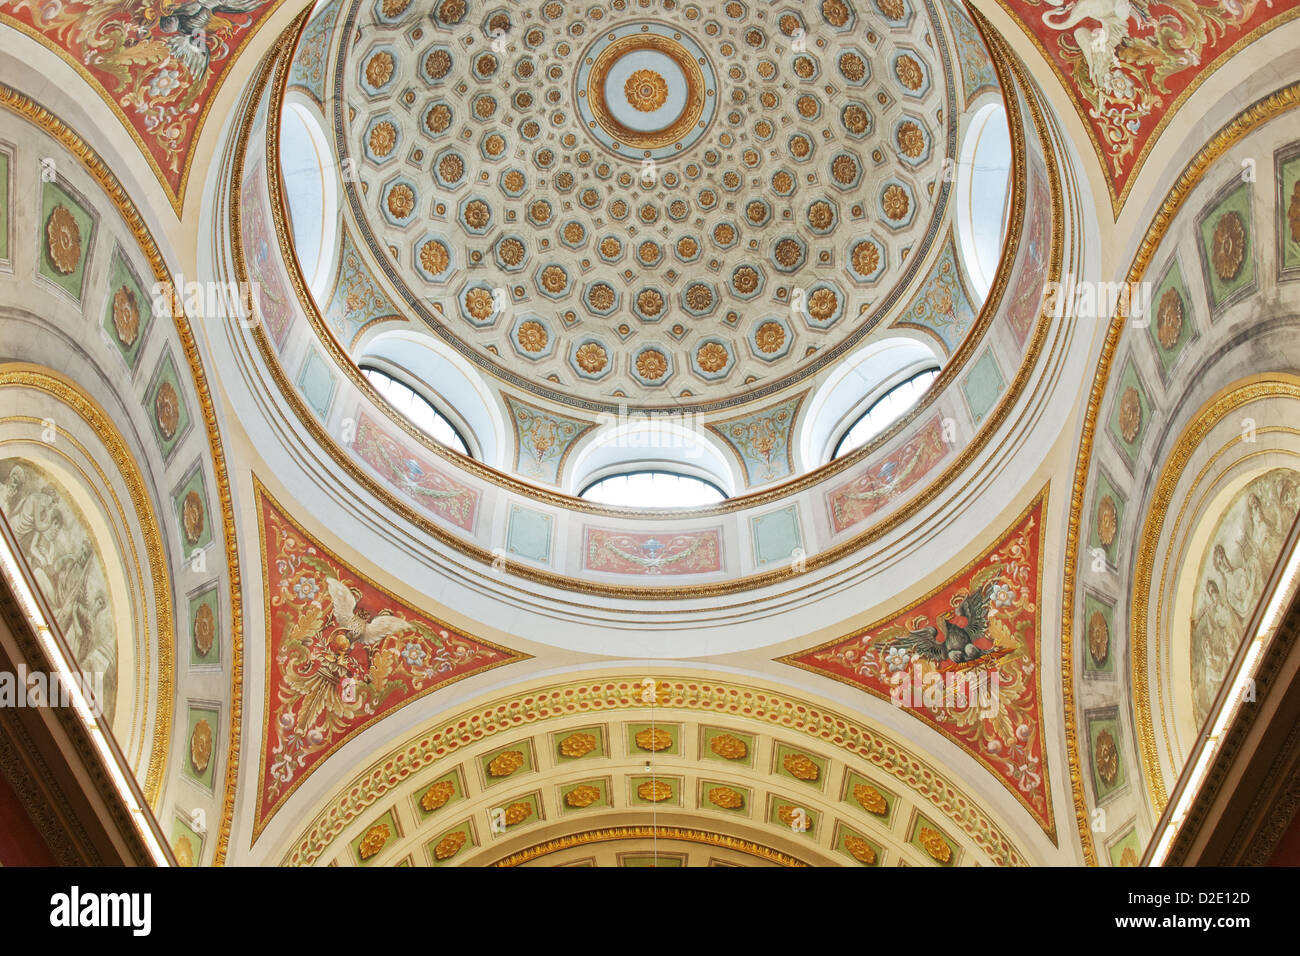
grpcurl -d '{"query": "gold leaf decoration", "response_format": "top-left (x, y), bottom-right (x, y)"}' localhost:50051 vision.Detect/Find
top-left (777, 804), bottom-right (812, 831)
top-left (844, 834), bottom-right (877, 864)
top-left (783, 752), bottom-right (820, 781)
top-left (637, 779), bottom-right (673, 802)
top-left (559, 732), bottom-right (597, 758)
top-left (1088, 610), bottom-right (1109, 667)
top-left (111, 286), bottom-right (139, 347)
top-left (190, 718), bottom-right (213, 775)
top-left (503, 801), bottom-right (533, 825)
top-left (709, 733), bottom-right (748, 760)
top-left (1118, 386), bottom-right (1142, 443)
top-left (45, 205), bottom-right (81, 276)
top-left (575, 342), bottom-right (608, 373)
top-left (155, 381), bottom-right (180, 440)
top-left (634, 727), bottom-right (673, 752)
top-left (173, 835), bottom-right (194, 867)
top-left (565, 784), bottom-right (602, 807)
top-left (852, 782), bottom-right (888, 815)
top-left (1156, 287), bottom-right (1184, 349)
top-left (755, 321), bottom-right (786, 354)
top-left (434, 830), bottom-right (467, 860)
top-left (488, 749), bottom-right (525, 777)
top-left (1097, 495), bottom-right (1118, 548)
top-left (517, 320), bottom-right (548, 353)
top-left (358, 822), bottom-right (391, 860)
top-left (917, 826), bottom-right (951, 863)
top-left (193, 602), bottom-right (215, 656)
top-left (708, 786), bottom-right (744, 809)
top-left (365, 51), bottom-right (395, 87)
top-left (182, 490), bottom-right (205, 545)
top-left (1210, 211), bottom-right (1246, 281)
top-left (1096, 729), bottom-right (1119, 785)
top-left (624, 69), bottom-right (669, 112)
top-left (635, 350), bottom-right (668, 381)
top-left (420, 780), bottom-right (456, 812)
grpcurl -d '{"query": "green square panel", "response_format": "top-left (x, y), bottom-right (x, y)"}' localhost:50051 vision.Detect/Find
top-left (297, 348), bottom-right (338, 420)
top-left (626, 722), bottom-right (680, 756)
top-left (699, 779), bottom-right (752, 815)
top-left (102, 247), bottom-right (153, 370)
top-left (173, 467), bottom-right (212, 553)
top-left (1108, 826), bottom-right (1143, 867)
top-left (146, 350), bottom-right (192, 462)
top-left (628, 774), bottom-right (683, 807)
top-left (751, 504), bottom-right (803, 568)
top-left (187, 583), bottom-right (220, 667)
top-left (414, 769), bottom-right (465, 819)
top-left (1088, 709), bottom-right (1126, 802)
top-left (426, 819), bottom-right (476, 866)
top-left (767, 795), bottom-right (819, 838)
top-left (479, 740), bottom-right (536, 787)
top-left (182, 705), bottom-right (219, 792)
top-left (506, 504), bottom-right (553, 564)
top-left (1087, 471), bottom-right (1125, 567)
top-left (551, 725), bottom-right (606, 762)
top-left (170, 813), bottom-right (205, 868)
top-left (1279, 144), bottom-right (1300, 279)
top-left (351, 809), bottom-right (398, 865)
top-left (773, 741), bottom-right (826, 789)
top-left (0, 147), bottom-right (9, 263)
top-left (1106, 356), bottom-right (1152, 469)
top-left (1146, 258), bottom-right (1195, 379)
top-left (961, 347), bottom-right (1004, 425)
top-left (1197, 179), bottom-right (1256, 313)
top-left (559, 777), bottom-right (611, 813)
top-left (1082, 593), bottom-right (1116, 675)
top-left (909, 813), bottom-right (959, 865)
top-left (700, 726), bottom-right (756, 768)
top-left (841, 770), bottom-right (897, 826)
top-left (38, 178), bottom-right (96, 301)
top-left (835, 822), bottom-right (884, 866)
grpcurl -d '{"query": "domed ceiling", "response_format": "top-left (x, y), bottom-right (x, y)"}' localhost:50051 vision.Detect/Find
top-left (335, 0), bottom-right (959, 411)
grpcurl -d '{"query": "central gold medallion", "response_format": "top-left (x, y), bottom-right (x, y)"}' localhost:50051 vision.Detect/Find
top-left (624, 68), bottom-right (668, 112)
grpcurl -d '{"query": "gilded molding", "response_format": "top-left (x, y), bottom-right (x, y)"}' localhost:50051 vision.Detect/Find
top-left (0, 82), bottom-right (246, 865)
top-left (1059, 83), bottom-right (1300, 866)
top-left (282, 677), bottom-right (1029, 867)
top-left (487, 825), bottom-right (811, 867)
top-left (0, 367), bottom-right (172, 809)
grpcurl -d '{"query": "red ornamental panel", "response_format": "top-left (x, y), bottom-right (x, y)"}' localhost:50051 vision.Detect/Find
top-left (781, 487), bottom-right (1055, 841)
top-left (253, 481), bottom-right (526, 838)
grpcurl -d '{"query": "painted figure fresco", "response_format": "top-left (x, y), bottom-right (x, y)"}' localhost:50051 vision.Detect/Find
top-left (0, 458), bottom-right (117, 720)
top-left (1190, 468), bottom-right (1300, 727)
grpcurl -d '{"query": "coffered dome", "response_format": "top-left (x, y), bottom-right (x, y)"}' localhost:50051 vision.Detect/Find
top-left (334, 0), bottom-right (963, 413)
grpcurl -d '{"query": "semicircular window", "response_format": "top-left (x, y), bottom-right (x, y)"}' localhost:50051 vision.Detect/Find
top-left (362, 366), bottom-right (471, 457)
top-left (579, 470), bottom-right (727, 508)
top-left (831, 368), bottom-right (939, 460)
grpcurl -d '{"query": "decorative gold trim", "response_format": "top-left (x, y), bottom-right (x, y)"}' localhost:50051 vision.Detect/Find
top-left (1130, 377), bottom-right (1300, 813)
top-left (0, 81), bottom-right (246, 865)
top-left (1059, 83), bottom-right (1300, 866)
top-left (283, 675), bottom-right (1028, 867)
top-left (0, 366), bottom-right (172, 807)
top-left (488, 825), bottom-right (810, 867)
top-left (229, 9), bottom-right (1063, 602)
top-left (586, 35), bottom-right (706, 150)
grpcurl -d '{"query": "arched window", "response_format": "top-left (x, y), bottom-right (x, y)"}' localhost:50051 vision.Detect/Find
top-left (361, 366), bottom-right (471, 457)
top-left (579, 470), bottom-right (727, 508)
top-left (831, 368), bottom-right (939, 459)
top-left (955, 100), bottom-right (1012, 301)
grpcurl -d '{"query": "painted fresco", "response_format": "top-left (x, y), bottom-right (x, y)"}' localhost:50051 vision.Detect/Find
top-left (503, 395), bottom-right (595, 486)
top-left (892, 238), bottom-right (977, 354)
top-left (995, 0), bottom-right (1298, 212)
top-left (1189, 468), bottom-right (1300, 727)
top-left (827, 415), bottom-right (949, 534)
top-left (0, 458), bottom-right (117, 720)
top-left (781, 489), bottom-right (1054, 839)
top-left (349, 410), bottom-right (478, 531)
top-left (324, 230), bottom-right (403, 347)
top-left (239, 160), bottom-right (294, 350)
top-left (940, 0), bottom-right (999, 104)
top-left (288, 0), bottom-right (340, 103)
top-left (0, 0), bottom-right (284, 210)
top-left (705, 394), bottom-right (803, 486)
top-left (254, 483), bottom-right (526, 838)
top-left (584, 527), bottom-right (723, 576)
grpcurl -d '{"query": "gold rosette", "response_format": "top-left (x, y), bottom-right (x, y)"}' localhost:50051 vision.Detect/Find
top-left (637, 780), bottom-right (673, 802)
top-left (709, 733), bottom-right (748, 760)
top-left (488, 749), bottom-right (525, 776)
top-left (190, 718), bottom-right (212, 775)
top-left (559, 732), bottom-right (597, 758)
top-left (503, 801), bottom-right (533, 825)
top-left (565, 784), bottom-right (602, 808)
top-left (420, 780), bottom-right (456, 812)
top-left (852, 782), bottom-right (888, 815)
top-left (155, 381), bottom-right (180, 440)
top-left (1096, 729), bottom-right (1119, 784)
top-left (182, 490), bottom-right (205, 544)
top-left (193, 603), bottom-right (215, 656)
top-left (111, 286), bottom-right (139, 347)
top-left (918, 826), bottom-right (951, 863)
top-left (782, 752), bottom-right (820, 781)
top-left (844, 834), bottom-right (877, 864)
top-left (708, 786), bottom-right (744, 809)
top-left (434, 830), bottom-right (467, 860)
top-left (358, 822), bottom-right (391, 860)
top-left (45, 205), bottom-right (81, 276)
top-left (1087, 610), bottom-right (1109, 667)
top-left (634, 727), bottom-right (673, 752)
top-left (777, 805), bottom-right (812, 831)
